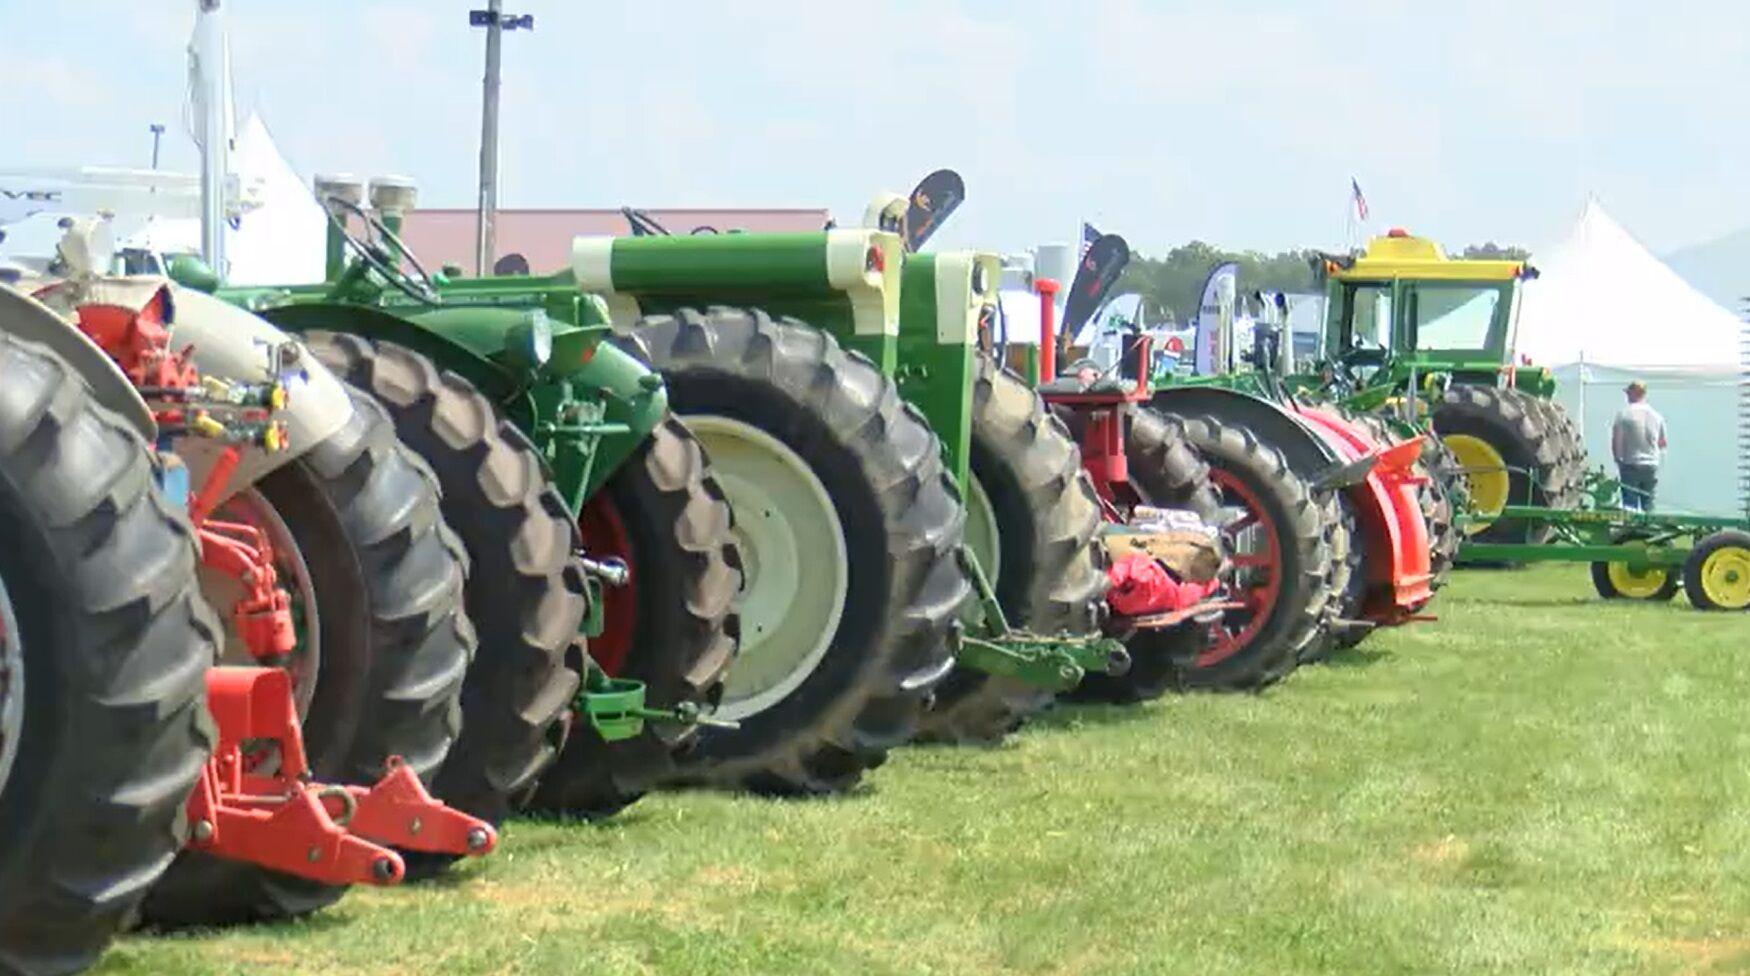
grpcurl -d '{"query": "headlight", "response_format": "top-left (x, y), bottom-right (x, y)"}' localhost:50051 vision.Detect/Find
top-left (506, 310), bottom-right (553, 370)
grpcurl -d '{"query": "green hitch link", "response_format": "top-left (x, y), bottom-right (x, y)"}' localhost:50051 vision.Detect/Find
top-left (573, 657), bottom-right (739, 741)
top-left (537, 422), bottom-right (632, 437)
top-left (954, 632), bottom-right (1131, 693)
top-left (952, 544), bottom-right (1130, 691)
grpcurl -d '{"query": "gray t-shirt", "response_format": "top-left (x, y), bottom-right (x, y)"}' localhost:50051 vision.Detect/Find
top-left (1612, 402), bottom-right (1666, 466)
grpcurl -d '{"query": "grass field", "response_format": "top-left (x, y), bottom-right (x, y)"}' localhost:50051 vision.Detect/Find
top-left (96, 565), bottom-right (1750, 976)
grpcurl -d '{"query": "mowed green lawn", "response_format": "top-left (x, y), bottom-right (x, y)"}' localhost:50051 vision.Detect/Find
top-left (98, 566), bottom-right (1750, 976)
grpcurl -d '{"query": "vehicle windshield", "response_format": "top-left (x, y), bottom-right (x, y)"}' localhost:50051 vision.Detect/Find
top-left (1411, 284), bottom-right (1503, 351)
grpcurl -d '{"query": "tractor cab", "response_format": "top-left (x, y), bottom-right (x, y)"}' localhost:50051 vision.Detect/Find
top-left (1319, 229), bottom-right (1538, 392)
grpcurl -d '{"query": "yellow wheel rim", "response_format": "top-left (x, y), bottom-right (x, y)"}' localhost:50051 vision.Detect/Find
top-left (1698, 546), bottom-right (1750, 610)
top-left (1443, 434), bottom-right (1509, 533)
top-left (1606, 561), bottom-right (1670, 599)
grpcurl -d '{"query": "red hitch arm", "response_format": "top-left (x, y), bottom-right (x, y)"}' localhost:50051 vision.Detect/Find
top-left (187, 667), bottom-right (496, 887)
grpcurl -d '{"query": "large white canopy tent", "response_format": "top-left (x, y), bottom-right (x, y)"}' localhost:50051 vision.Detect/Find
top-left (1515, 198), bottom-right (1745, 514)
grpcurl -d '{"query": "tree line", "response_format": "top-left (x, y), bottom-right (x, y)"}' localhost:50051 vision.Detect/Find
top-left (1115, 240), bottom-right (1530, 326)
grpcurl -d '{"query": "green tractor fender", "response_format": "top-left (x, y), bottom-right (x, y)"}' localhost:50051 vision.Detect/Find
top-left (1148, 386), bottom-right (1343, 477)
top-left (257, 300), bottom-right (666, 503)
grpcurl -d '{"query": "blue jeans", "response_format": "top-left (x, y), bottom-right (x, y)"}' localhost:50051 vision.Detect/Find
top-left (1618, 463), bottom-right (1657, 511)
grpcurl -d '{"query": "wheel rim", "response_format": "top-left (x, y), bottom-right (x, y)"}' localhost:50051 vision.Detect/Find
top-left (1443, 434), bottom-right (1509, 533)
top-left (1699, 546), bottom-right (1750, 609)
top-left (962, 472), bottom-right (1001, 620)
top-left (1605, 560), bottom-right (1671, 599)
top-left (0, 572), bottom-right (25, 795)
top-left (577, 493), bottom-right (636, 676)
top-left (1201, 468), bottom-right (1284, 666)
top-left (200, 488), bottom-right (321, 716)
top-left (684, 415), bottom-right (848, 722)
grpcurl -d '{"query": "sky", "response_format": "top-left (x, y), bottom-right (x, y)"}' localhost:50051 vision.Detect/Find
top-left (6, 0), bottom-right (1750, 258)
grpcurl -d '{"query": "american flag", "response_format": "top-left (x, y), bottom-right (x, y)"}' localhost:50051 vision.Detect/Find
top-left (1350, 178), bottom-right (1370, 221)
top-left (1080, 221), bottom-right (1101, 257)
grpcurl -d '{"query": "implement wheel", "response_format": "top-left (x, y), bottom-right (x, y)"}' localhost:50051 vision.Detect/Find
top-left (1683, 530), bottom-right (1750, 611)
top-left (530, 417), bottom-right (740, 818)
top-left (0, 332), bottom-right (212, 974)
top-left (143, 387), bottom-right (474, 927)
top-left (1590, 532), bottom-right (1680, 602)
top-left (917, 357), bottom-right (1105, 744)
top-left (614, 308), bottom-right (963, 794)
top-left (304, 334), bottom-right (586, 860)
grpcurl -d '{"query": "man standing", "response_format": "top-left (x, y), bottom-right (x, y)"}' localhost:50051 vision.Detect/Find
top-left (1611, 380), bottom-right (1667, 511)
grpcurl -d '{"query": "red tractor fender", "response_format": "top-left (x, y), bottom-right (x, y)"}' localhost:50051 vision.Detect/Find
top-left (1292, 406), bottom-right (1433, 620)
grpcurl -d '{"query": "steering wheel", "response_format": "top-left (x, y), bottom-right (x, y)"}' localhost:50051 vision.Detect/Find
top-left (326, 197), bottom-right (439, 303)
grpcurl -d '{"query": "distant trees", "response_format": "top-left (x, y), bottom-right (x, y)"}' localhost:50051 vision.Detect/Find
top-left (1116, 240), bottom-right (1529, 325)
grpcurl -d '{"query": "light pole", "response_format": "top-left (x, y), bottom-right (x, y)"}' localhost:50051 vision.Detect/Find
top-left (470, 3), bottom-right (533, 276)
top-left (149, 123), bottom-right (166, 169)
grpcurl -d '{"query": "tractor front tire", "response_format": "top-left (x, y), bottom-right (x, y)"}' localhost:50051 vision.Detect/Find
top-left (529, 417), bottom-right (741, 818)
top-left (916, 357), bottom-right (1106, 744)
top-left (142, 387), bottom-right (474, 927)
top-left (614, 308), bottom-right (964, 794)
top-left (304, 334), bottom-right (586, 865)
top-left (0, 334), bottom-right (212, 974)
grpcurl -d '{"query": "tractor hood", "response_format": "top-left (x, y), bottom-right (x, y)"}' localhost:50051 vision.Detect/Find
top-left (571, 229), bottom-right (903, 344)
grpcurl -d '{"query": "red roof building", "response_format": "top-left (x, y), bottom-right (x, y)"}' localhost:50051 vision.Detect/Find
top-left (399, 207), bottom-right (831, 274)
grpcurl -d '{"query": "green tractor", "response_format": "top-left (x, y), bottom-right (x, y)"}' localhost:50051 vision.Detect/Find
top-left (1300, 231), bottom-right (1586, 549)
top-left (208, 176), bottom-right (749, 811)
top-left (572, 207), bottom-right (1125, 748)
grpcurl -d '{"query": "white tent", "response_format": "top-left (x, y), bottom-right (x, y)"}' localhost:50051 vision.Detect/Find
top-left (0, 115), bottom-right (325, 285)
top-left (1516, 198), bottom-right (1746, 514)
top-left (120, 114), bottom-right (327, 285)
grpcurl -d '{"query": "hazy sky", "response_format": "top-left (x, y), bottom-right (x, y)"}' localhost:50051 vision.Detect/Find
top-left (7, 0), bottom-right (1748, 257)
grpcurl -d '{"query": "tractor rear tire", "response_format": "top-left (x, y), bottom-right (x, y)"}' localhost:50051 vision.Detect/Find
top-left (0, 334), bottom-right (212, 975)
top-left (613, 307), bottom-right (963, 794)
top-left (301, 334), bottom-right (587, 870)
top-left (141, 387), bottom-right (474, 928)
top-left (1433, 384), bottom-right (1571, 549)
top-left (1420, 437), bottom-right (1461, 591)
top-left (1064, 405), bottom-right (1219, 703)
top-left (1152, 411), bottom-right (1332, 690)
top-left (916, 357), bottom-right (1105, 744)
top-left (528, 417), bottom-right (741, 818)
top-left (1522, 396), bottom-right (1585, 503)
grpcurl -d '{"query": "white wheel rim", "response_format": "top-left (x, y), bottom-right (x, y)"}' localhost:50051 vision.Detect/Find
top-left (963, 472), bottom-right (1001, 621)
top-left (0, 573), bottom-right (24, 794)
top-left (686, 415), bottom-right (849, 722)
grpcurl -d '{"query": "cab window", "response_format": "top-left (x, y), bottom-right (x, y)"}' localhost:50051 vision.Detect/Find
top-left (1411, 284), bottom-right (1501, 351)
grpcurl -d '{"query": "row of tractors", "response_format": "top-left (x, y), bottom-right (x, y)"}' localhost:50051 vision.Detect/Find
top-left (7, 158), bottom-right (1731, 974)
